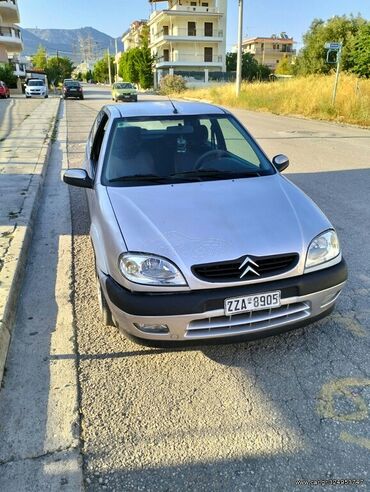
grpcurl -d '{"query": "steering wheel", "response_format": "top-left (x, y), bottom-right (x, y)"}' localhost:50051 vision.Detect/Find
top-left (195, 149), bottom-right (231, 170)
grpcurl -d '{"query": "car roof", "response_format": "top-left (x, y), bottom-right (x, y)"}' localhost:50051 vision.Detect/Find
top-left (105, 100), bottom-right (227, 118)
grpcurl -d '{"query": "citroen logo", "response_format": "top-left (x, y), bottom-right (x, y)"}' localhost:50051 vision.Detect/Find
top-left (239, 256), bottom-right (260, 278)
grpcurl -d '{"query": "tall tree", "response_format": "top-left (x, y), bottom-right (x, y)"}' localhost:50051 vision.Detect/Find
top-left (348, 23), bottom-right (370, 77)
top-left (93, 56), bottom-right (115, 83)
top-left (294, 15), bottom-right (369, 75)
top-left (226, 52), bottom-right (271, 80)
top-left (46, 56), bottom-right (75, 85)
top-left (118, 23), bottom-right (154, 89)
top-left (31, 45), bottom-right (48, 70)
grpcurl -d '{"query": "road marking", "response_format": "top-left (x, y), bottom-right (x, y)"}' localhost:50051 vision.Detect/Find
top-left (332, 314), bottom-right (368, 338)
top-left (340, 432), bottom-right (370, 451)
top-left (317, 378), bottom-right (370, 422)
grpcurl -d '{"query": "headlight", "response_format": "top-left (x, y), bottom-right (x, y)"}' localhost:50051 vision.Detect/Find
top-left (305, 230), bottom-right (340, 270)
top-left (119, 253), bottom-right (187, 286)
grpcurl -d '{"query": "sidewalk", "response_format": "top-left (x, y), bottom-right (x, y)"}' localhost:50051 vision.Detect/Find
top-left (0, 98), bottom-right (60, 382)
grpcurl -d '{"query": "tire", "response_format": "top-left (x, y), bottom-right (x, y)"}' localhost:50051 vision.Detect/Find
top-left (96, 271), bottom-right (114, 327)
top-left (80, 96), bottom-right (84, 100)
top-left (45, 94), bottom-right (49, 98)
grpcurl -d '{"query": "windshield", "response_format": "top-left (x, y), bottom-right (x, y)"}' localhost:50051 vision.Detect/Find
top-left (28, 80), bottom-right (44, 87)
top-left (102, 115), bottom-right (275, 186)
top-left (114, 83), bottom-right (134, 89)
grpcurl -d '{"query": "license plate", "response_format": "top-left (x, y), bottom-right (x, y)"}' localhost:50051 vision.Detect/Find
top-left (224, 291), bottom-right (281, 315)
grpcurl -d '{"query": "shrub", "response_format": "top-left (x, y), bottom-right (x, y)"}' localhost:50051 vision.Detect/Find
top-left (0, 64), bottom-right (17, 87)
top-left (160, 75), bottom-right (186, 95)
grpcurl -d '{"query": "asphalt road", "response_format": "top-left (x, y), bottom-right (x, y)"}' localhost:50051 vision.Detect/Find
top-left (2, 85), bottom-right (369, 491)
top-left (65, 85), bottom-right (370, 491)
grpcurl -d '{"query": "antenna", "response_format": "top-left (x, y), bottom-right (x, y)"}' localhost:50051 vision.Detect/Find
top-left (167, 96), bottom-right (178, 114)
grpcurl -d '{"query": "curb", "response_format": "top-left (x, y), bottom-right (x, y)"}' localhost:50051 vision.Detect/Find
top-left (0, 99), bottom-right (61, 384)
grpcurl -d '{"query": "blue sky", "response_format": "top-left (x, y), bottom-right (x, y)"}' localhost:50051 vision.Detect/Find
top-left (19, 0), bottom-right (369, 50)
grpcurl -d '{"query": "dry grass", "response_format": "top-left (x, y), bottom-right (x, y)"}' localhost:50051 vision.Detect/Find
top-left (182, 74), bottom-right (370, 127)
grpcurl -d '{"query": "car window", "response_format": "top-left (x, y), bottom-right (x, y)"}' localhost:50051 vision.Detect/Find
top-left (217, 117), bottom-right (261, 166)
top-left (28, 80), bottom-right (44, 86)
top-left (114, 83), bottom-right (134, 89)
top-left (91, 112), bottom-right (109, 167)
top-left (101, 115), bottom-right (274, 186)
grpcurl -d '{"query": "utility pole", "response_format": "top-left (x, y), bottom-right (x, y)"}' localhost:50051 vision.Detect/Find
top-left (332, 44), bottom-right (342, 106)
top-left (115, 39), bottom-right (118, 82)
top-left (235, 0), bottom-right (244, 97)
top-left (107, 47), bottom-right (112, 85)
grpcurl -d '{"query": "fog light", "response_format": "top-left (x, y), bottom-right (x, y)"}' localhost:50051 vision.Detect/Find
top-left (133, 323), bottom-right (169, 334)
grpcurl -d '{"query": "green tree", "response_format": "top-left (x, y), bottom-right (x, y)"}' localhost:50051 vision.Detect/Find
top-left (275, 55), bottom-right (294, 75)
top-left (348, 23), bottom-right (370, 77)
top-left (45, 56), bottom-right (74, 85)
top-left (0, 64), bottom-right (17, 87)
top-left (294, 15), bottom-right (369, 75)
top-left (93, 56), bottom-right (115, 83)
top-left (31, 45), bottom-right (48, 70)
top-left (118, 23), bottom-right (154, 89)
top-left (226, 52), bottom-right (271, 80)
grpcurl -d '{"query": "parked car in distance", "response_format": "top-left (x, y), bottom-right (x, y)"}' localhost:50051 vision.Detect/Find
top-left (63, 101), bottom-right (347, 346)
top-left (63, 81), bottom-right (84, 100)
top-left (25, 79), bottom-right (48, 98)
top-left (112, 82), bottom-right (137, 102)
top-left (0, 81), bottom-right (10, 99)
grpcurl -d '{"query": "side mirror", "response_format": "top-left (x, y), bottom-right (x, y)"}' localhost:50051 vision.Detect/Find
top-left (272, 154), bottom-right (290, 172)
top-left (63, 169), bottom-right (93, 189)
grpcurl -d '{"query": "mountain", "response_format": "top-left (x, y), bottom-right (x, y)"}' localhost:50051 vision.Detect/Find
top-left (21, 26), bottom-right (124, 62)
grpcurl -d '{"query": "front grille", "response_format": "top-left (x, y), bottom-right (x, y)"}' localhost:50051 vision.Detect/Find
top-left (192, 253), bottom-right (299, 282)
top-left (186, 302), bottom-right (311, 339)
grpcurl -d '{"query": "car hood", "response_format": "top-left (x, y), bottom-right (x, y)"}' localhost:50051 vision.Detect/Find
top-left (107, 175), bottom-right (331, 277)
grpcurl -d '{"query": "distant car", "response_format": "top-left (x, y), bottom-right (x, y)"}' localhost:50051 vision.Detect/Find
top-left (63, 81), bottom-right (84, 100)
top-left (25, 79), bottom-right (48, 98)
top-left (63, 101), bottom-right (347, 345)
top-left (112, 82), bottom-right (137, 102)
top-left (0, 81), bottom-right (10, 99)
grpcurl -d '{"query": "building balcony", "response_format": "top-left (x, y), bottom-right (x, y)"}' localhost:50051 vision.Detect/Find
top-left (0, 0), bottom-right (20, 23)
top-left (0, 26), bottom-right (23, 52)
top-left (155, 53), bottom-right (223, 68)
top-left (150, 27), bottom-right (223, 47)
top-left (149, 6), bottom-right (222, 23)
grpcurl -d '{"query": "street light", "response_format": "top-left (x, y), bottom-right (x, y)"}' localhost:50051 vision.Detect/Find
top-left (235, 0), bottom-right (244, 97)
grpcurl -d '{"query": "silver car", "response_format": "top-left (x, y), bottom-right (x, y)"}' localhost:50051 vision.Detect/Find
top-left (64, 101), bottom-right (347, 344)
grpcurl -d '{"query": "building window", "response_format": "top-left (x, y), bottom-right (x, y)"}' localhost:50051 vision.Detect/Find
top-left (204, 22), bottom-right (213, 36)
top-left (190, 2), bottom-right (196, 5)
top-left (261, 43), bottom-right (264, 51)
top-left (204, 47), bottom-right (213, 62)
top-left (163, 49), bottom-right (169, 62)
top-left (163, 25), bottom-right (169, 35)
top-left (202, 2), bottom-right (209, 5)
top-left (188, 22), bottom-right (196, 36)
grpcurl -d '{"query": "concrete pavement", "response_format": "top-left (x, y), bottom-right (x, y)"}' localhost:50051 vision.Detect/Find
top-left (0, 102), bottom-right (83, 491)
top-left (0, 97), bottom-right (59, 382)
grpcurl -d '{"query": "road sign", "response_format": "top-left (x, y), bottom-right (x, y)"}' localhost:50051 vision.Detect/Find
top-left (324, 42), bottom-right (342, 50)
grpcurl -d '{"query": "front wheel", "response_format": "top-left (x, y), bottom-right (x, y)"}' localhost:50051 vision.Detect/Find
top-left (45, 94), bottom-right (49, 98)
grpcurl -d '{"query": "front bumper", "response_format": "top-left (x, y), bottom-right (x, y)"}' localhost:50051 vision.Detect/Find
top-left (102, 259), bottom-right (347, 344)
top-left (116, 93), bottom-right (137, 101)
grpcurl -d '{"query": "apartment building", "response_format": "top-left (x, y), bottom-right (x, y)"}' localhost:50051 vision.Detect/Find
top-left (148, 0), bottom-right (227, 84)
top-left (122, 20), bottom-right (148, 51)
top-left (242, 34), bottom-right (295, 70)
top-left (0, 0), bottom-right (23, 70)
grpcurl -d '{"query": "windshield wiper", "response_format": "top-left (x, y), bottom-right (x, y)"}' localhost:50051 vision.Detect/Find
top-left (109, 174), bottom-right (168, 183)
top-left (170, 169), bottom-right (261, 179)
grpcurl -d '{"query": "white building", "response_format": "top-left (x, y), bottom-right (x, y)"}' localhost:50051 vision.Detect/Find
top-left (148, 0), bottom-right (227, 85)
top-left (0, 0), bottom-right (23, 73)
